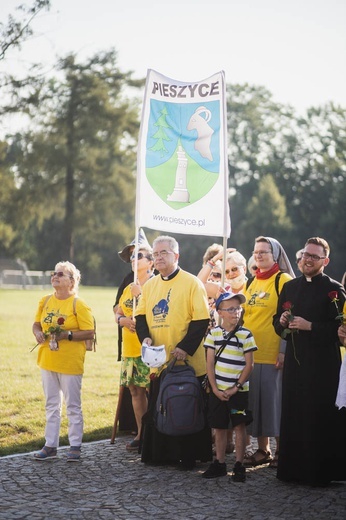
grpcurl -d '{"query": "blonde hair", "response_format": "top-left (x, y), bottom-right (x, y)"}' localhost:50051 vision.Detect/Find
top-left (226, 251), bottom-right (247, 269)
top-left (202, 243), bottom-right (223, 265)
top-left (55, 261), bottom-right (81, 294)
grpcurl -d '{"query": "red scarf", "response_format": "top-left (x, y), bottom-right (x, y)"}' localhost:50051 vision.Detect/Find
top-left (256, 262), bottom-right (280, 280)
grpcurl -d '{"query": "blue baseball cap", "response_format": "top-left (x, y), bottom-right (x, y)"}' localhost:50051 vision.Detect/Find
top-left (215, 292), bottom-right (246, 310)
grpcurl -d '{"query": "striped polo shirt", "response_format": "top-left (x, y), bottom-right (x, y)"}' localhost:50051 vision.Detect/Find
top-left (204, 326), bottom-right (257, 391)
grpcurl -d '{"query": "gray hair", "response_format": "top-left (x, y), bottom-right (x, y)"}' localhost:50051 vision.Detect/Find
top-left (153, 235), bottom-right (179, 254)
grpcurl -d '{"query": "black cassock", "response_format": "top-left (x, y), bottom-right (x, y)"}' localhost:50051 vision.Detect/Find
top-left (273, 273), bottom-right (346, 486)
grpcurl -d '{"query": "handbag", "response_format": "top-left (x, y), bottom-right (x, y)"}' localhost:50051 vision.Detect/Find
top-left (202, 325), bottom-right (240, 392)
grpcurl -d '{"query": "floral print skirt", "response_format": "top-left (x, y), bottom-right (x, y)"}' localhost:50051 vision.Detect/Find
top-left (120, 356), bottom-right (150, 388)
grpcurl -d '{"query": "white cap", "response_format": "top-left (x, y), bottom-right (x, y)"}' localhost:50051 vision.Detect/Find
top-left (141, 344), bottom-right (166, 368)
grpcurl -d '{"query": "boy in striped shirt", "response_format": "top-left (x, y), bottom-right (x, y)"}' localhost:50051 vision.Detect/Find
top-left (202, 292), bottom-right (257, 481)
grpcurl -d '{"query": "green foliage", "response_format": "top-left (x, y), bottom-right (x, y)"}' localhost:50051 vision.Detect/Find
top-left (0, 50), bottom-right (345, 282)
top-left (236, 174), bottom-right (293, 258)
top-left (2, 50), bottom-right (143, 284)
top-left (0, 141), bottom-right (17, 250)
top-left (0, 1), bottom-right (51, 61)
top-left (0, 286), bottom-right (121, 456)
top-left (224, 85), bottom-right (346, 279)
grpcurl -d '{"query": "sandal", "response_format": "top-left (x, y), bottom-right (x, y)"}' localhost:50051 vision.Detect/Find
top-left (126, 439), bottom-right (140, 451)
top-left (34, 446), bottom-right (57, 460)
top-left (269, 451), bottom-right (279, 468)
top-left (66, 446), bottom-right (81, 462)
top-left (243, 448), bottom-right (272, 467)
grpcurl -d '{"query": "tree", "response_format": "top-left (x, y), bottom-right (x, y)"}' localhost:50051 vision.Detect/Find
top-left (0, 141), bottom-right (17, 252)
top-left (225, 84), bottom-right (346, 280)
top-left (0, 1), bottom-right (51, 61)
top-left (235, 174), bottom-right (292, 258)
top-left (4, 50), bottom-right (144, 284)
top-left (2, 77), bottom-right (345, 284)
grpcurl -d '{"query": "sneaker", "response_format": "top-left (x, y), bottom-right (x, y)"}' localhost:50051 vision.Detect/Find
top-left (202, 459), bottom-right (227, 479)
top-left (232, 461), bottom-right (246, 482)
top-left (34, 446), bottom-right (57, 461)
top-left (66, 446), bottom-right (81, 462)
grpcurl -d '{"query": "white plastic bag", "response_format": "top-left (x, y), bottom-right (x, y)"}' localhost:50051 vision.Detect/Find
top-left (336, 354), bottom-right (346, 410)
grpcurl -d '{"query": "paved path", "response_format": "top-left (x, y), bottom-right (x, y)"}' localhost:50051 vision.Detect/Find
top-left (0, 437), bottom-right (345, 520)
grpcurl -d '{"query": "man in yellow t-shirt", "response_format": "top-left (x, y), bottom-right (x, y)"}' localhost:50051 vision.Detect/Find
top-left (135, 235), bottom-right (211, 468)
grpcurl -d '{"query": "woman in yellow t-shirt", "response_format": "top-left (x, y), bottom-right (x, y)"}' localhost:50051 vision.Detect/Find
top-left (115, 246), bottom-right (154, 450)
top-left (32, 261), bottom-right (94, 461)
top-left (243, 236), bottom-right (294, 469)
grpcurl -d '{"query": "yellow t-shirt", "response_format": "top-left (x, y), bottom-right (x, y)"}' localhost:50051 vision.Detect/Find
top-left (35, 294), bottom-right (94, 375)
top-left (119, 284), bottom-right (142, 357)
top-left (135, 269), bottom-right (209, 377)
top-left (243, 272), bottom-right (292, 364)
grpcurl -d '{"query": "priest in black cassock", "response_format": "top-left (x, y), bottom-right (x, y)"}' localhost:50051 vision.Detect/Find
top-left (273, 237), bottom-right (346, 487)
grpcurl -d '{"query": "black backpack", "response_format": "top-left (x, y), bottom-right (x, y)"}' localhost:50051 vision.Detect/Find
top-left (155, 359), bottom-right (205, 436)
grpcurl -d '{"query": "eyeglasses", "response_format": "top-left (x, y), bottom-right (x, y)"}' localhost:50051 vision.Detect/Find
top-left (225, 266), bottom-right (240, 275)
top-left (301, 252), bottom-right (326, 261)
top-left (153, 250), bottom-right (173, 259)
top-left (130, 252), bottom-right (152, 261)
top-left (252, 251), bottom-right (271, 256)
top-left (218, 306), bottom-right (242, 314)
top-left (51, 271), bottom-right (68, 278)
top-left (210, 272), bottom-right (222, 279)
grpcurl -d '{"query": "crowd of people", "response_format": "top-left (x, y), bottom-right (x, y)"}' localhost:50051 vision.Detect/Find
top-left (31, 233), bottom-right (346, 487)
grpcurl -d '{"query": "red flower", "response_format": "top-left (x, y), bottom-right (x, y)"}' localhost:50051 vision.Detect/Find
top-left (30, 316), bottom-right (65, 352)
top-left (328, 290), bottom-right (344, 323)
top-left (328, 291), bottom-right (338, 302)
top-left (282, 301), bottom-right (293, 311)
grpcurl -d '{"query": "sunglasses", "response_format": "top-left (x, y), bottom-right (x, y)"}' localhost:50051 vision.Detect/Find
top-left (130, 252), bottom-right (152, 261)
top-left (210, 272), bottom-right (222, 279)
top-left (50, 271), bottom-right (68, 278)
top-left (225, 266), bottom-right (240, 275)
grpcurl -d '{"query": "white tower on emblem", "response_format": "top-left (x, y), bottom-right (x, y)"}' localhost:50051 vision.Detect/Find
top-left (167, 145), bottom-right (190, 202)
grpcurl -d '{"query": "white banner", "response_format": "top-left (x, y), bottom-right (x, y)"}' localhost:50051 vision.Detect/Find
top-left (136, 69), bottom-right (231, 237)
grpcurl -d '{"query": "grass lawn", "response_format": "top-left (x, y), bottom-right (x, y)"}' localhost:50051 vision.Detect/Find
top-left (0, 286), bottom-right (123, 456)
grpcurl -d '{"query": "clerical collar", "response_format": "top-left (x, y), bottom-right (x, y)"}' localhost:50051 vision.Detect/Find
top-left (304, 272), bottom-right (323, 283)
top-left (161, 267), bottom-right (180, 281)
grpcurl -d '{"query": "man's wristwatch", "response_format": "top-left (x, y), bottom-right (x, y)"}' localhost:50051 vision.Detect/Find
top-left (68, 331), bottom-right (73, 341)
top-left (235, 381), bottom-right (243, 390)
